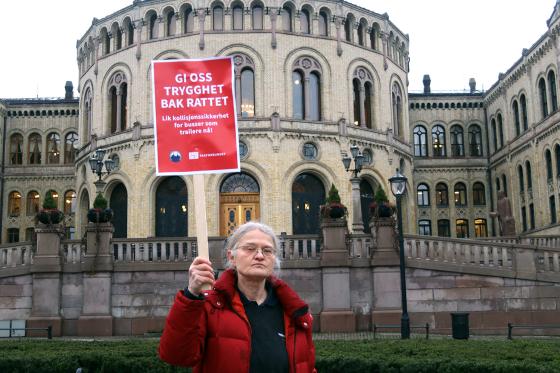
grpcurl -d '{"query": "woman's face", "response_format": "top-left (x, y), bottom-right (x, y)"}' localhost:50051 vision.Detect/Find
top-left (228, 229), bottom-right (276, 281)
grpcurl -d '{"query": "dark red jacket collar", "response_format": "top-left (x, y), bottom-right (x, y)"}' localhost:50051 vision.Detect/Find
top-left (214, 269), bottom-right (309, 319)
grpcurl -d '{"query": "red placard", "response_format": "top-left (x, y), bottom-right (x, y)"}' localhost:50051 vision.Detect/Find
top-left (151, 57), bottom-right (240, 175)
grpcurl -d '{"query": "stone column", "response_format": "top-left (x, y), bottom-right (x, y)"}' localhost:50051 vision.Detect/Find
top-left (381, 32), bottom-right (388, 70)
top-left (198, 9), bottom-right (206, 50)
top-left (358, 85), bottom-right (366, 128)
top-left (335, 17), bottom-right (342, 56)
top-left (319, 218), bottom-right (355, 332)
top-left (270, 9), bottom-right (277, 49)
top-left (29, 224), bottom-right (64, 336)
top-left (78, 222), bottom-right (114, 336)
top-left (116, 89), bottom-right (123, 132)
top-left (350, 177), bottom-right (364, 233)
top-left (304, 76), bottom-right (311, 120)
top-left (135, 20), bottom-right (143, 60)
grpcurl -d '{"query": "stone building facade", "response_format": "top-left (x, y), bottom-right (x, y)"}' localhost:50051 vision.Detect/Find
top-left (1, 0), bottom-right (560, 242)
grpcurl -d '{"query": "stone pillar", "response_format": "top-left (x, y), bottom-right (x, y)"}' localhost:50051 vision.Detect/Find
top-left (29, 224), bottom-right (64, 336)
top-left (335, 17), bottom-right (343, 56)
top-left (198, 9), bottom-right (206, 50)
top-left (350, 177), bottom-right (364, 233)
top-left (79, 222), bottom-right (114, 336)
top-left (358, 85), bottom-right (366, 128)
top-left (319, 218), bottom-right (355, 332)
top-left (370, 218), bottom-right (399, 266)
top-left (270, 9), bottom-right (277, 49)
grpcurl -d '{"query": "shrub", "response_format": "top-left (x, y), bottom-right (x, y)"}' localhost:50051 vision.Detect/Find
top-left (93, 193), bottom-right (108, 209)
top-left (42, 193), bottom-right (57, 210)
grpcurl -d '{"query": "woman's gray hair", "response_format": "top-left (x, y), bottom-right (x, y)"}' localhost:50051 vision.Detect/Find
top-left (224, 222), bottom-right (282, 275)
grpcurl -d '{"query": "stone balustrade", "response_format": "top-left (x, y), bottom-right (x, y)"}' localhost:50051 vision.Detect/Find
top-left (0, 243), bottom-right (33, 269)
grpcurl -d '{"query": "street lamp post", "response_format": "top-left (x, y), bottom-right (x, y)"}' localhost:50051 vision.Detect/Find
top-left (88, 149), bottom-right (115, 194)
top-left (388, 168), bottom-right (410, 339)
top-left (342, 145), bottom-right (365, 233)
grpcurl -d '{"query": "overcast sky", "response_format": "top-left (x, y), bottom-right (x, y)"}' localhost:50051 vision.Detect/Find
top-left (0, 0), bottom-right (556, 98)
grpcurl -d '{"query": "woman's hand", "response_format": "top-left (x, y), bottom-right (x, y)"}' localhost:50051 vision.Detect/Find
top-left (187, 257), bottom-right (215, 296)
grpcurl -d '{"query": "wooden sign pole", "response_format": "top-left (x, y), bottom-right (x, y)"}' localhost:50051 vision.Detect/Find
top-left (193, 173), bottom-right (211, 291)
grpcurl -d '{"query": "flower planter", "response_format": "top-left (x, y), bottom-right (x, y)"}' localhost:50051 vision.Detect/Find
top-left (87, 208), bottom-right (113, 223)
top-left (370, 203), bottom-right (395, 218)
top-left (37, 209), bottom-right (64, 225)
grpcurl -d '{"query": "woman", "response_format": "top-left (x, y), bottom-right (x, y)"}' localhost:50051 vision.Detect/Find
top-left (159, 222), bottom-right (316, 373)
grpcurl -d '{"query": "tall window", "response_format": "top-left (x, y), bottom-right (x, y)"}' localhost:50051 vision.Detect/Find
top-left (491, 118), bottom-right (497, 152)
top-left (432, 125), bottom-right (446, 157)
top-left (550, 195), bottom-right (557, 224)
top-left (165, 10), bottom-right (176, 36)
top-left (148, 13), bottom-right (158, 39)
top-left (213, 4), bottom-right (224, 31)
top-left (474, 219), bottom-right (488, 237)
top-left (418, 220), bottom-right (431, 235)
top-left (360, 179), bottom-right (375, 234)
top-left (417, 184), bottom-right (430, 206)
top-left (352, 67), bottom-right (375, 128)
top-left (64, 190), bottom-right (77, 215)
top-left (156, 177), bottom-right (188, 237)
top-left (526, 161), bottom-right (533, 190)
top-left (183, 6), bottom-right (194, 33)
top-left (292, 173), bottom-right (325, 234)
top-left (392, 83), bottom-right (403, 137)
top-left (318, 10), bottom-right (329, 36)
top-left (450, 125), bottom-right (464, 156)
top-left (125, 18), bottom-right (134, 45)
top-left (546, 149), bottom-right (553, 181)
top-left (292, 57), bottom-right (322, 121)
top-left (521, 94), bottom-right (528, 131)
top-left (513, 100), bottom-right (521, 137)
top-left (435, 183), bottom-right (448, 207)
top-left (539, 77), bottom-right (548, 118)
top-left (413, 125), bottom-right (427, 156)
top-left (110, 183), bottom-right (128, 238)
top-left (9, 134), bottom-right (23, 165)
top-left (518, 165), bottom-right (525, 193)
top-left (28, 133), bottom-right (42, 164)
top-left (300, 9), bottom-right (310, 34)
top-left (468, 125), bottom-right (482, 156)
top-left (252, 4), bottom-right (263, 30)
top-left (8, 191), bottom-right (21, 216)
top-left (282, 5), bottom-right (293, 32)
top-left (65, 132), bottom-right (79, 164)
top-left (556, 144), bottom-right (560, 178)
top-left (521, 206), bottom-right (528, 232)
top-left (108, 72), bottom-right (128, 133)
top-left (344, 15), bottom-right (354, 42)
top-left (232, 4), bottom-right (243, 30)
top-left (26, 191), bottom-right (40, 216)
top-left (454, 182), bottom-right (467, 206)
top-left (530, 203), bottom-right (535, 229)
top-left (437, 219), bottom-right (451, 237)
top-left (232, 53), bottom-right (256, 118)
top-left (502, 174), bottom-right (508, 197)
top-left (370, 26), bottom-right (379, 50)
top-left (7, 228), bottom-right (19, 243)
top-left (357, 21), bottom-right (365, 46)
top-left (497, 114), bottom-right (504, 149)
top-left (473, 182), bottom-right (486, 205)
top-left (456, 219), bottom-right (469, 238)
top-left (46, 133), bottom-right (61, 164)
top-left (548, 70), bottom-right (558, 112)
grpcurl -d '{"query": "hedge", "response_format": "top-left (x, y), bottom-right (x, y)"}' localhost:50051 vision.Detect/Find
top-left (0, 338), bottom-right (559, 372)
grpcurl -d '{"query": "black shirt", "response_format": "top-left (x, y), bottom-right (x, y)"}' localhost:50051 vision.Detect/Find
top-left (238, 282), bottom-right (289, 373)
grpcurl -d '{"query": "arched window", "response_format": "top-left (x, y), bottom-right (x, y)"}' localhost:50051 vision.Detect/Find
top-left (100, 28), bottom-right (110, 55)
top-left (417, 184), bottom-right (430, 206)
top-left (437, 219), bottom-right (451, 237)
top-left (108, 72), bottom-right (128, 133)
top-left (512, 100), bottom-right (521, 137)
top-left (352, 67), bottom-right (375, 129)
top-left (292, 57), bottom-right (322, 120)
top-left (450, 125), bottom-right (464, 156)
top-left (46, 133), bottom-right (61, 164)
top-left (124, 18), bottom-right (134, 45)
top-left (231, 54), bottom-right (256, 118)
top-left (83, 88), bottom-right (93, 143)
top-left (370, 25), bottom-right (379, 50)
top-left (454, 182), bottom-right (467, 206)
top-left (435, 183), bottom-right (448, 207)
top-left (113, 23), bottom-right (122, 50)
top-left (548, 70), bottom-right (558, 112)
top-left (468, 125), bottom-right (482, 156)
top-left (292, 173), bottom-right (325, 234)
top-left (456, 219), bottom-right (469, 238)
top-left (432, 125), bottom-right (446, 157)
top-left (418, 220), bottom-right (432, 235)
top-left (546, 149), bottom-right (553, 181)
top-left (232, 3), bottom-right (243, 30)
top-left (9, 134), bottom-right (23, 165)
top-left (183, 5), bottom-right (194, 33)
top-left (491, 118), bottom-right (498, 152)
top-left (497, 114), bottom-right (504, 149)
top-left (474, 219), bottom-right (488, 237)
top-left (526, 161), bottom-right (533, 190)
top-left (473, 182), bottom-right (486, 205)
top-left (360, 179), bottom-right (375, 234)
top-left (392, 83), bottom-right (404, 137)
top-left (8, 191), bottom-right (21, 216)
top-left (357, 21), bottom-right (366, 46)
top-left (501, 174), bottom-right (508, 197)
top-left (110, 183), bottom-right (128, 238)
top-left (64, 132), bottom-right (79, 164)
top-left (252, 4), bottom-right (263, 30)
top-left (300, 8), bottom-right (310, 34)
top-left (28, 133), bottom-right (42, 164)
top-left (156, 177), bottom-right (187, 237)
top-left (539, 77), bottom-right (548, 118)
top-left (318, 10), bottom-right (329, 36)
top-left (26, 191), bottom-right (40, 216)
top-left (148, 13), bottom-right (158, 39)
top-left (520, 94), bottom-right (528, 131)
top-left (213, 4), bottom-right (224, 31)
top-left (46, 190), bottom-right (59, 208)
top-left (165, 9), bottom-right (176, 36)
top-left (64, 190), bottom-right (77, 215)
top-left (518, 165), bottom-right (525, 193)
top-left (550, 196), bottom-right (557, 224)
top-left (282, 4), bottom-right (293, 32)
top-left (220, 172), bottom-right (261, 235)
top-left (555, 144), bottom-right (560, 178)
top-left (413, 125), bottom-right (427, 157)
top-left (344, 17), bottom-right (352, 42)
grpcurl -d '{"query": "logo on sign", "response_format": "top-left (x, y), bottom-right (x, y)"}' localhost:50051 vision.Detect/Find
top-left (169, 151), bottom-right (182, 163)
top-left (189, 152), bottom-right (199, 160)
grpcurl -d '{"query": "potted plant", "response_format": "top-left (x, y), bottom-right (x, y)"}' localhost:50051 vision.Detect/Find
top-left (87, 193), bottom-right (113, 223)
top-left (320, 184), bottom-right (347, 219)
top-left (370, 187), bottom-right (395, 218)
top-left (37, 193), bottom-right (64, 225)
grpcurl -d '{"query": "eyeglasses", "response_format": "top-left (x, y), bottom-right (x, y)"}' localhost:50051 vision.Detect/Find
top-left (238, 245), bottom-right (277, 257)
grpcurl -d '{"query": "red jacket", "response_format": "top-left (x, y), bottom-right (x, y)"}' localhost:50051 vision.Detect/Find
top-left (159, 269), bottom-right (316, 373)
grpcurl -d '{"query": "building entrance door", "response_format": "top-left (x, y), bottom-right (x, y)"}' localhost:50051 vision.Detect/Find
top-left (220, 193), bottom-right (260, 236)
